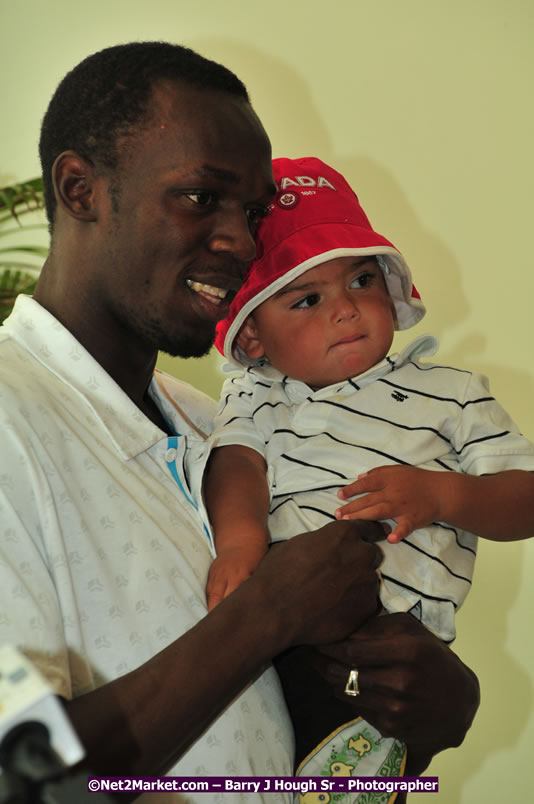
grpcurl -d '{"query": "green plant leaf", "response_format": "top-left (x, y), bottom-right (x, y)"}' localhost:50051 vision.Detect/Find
top-left (0, 177), bottom-right (45, 220)
top-left (0, 177), bottom-right (47, 322)
top-left (0, 245), bottom-right (49, 256)
top-left (0, 268), bottom-right (39, 323)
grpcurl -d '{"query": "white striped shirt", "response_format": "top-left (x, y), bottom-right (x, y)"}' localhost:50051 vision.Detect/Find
top-left (212, 335), bottom-right (534, 642)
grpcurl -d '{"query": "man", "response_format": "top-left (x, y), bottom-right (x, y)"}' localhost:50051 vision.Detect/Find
top-left (0, 42), bottom-right (479, 800)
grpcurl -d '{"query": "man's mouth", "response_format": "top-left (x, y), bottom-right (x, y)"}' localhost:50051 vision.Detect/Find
top-left (186, 279), bottom-right (233, 306)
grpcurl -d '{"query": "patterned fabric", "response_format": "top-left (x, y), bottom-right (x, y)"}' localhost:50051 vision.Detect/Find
top-left (212, 334), bottom-right (534, 643)
top-left (0, 295), bottom-right (294, 804)
top-left (296, 718), bottom-right (406, 804)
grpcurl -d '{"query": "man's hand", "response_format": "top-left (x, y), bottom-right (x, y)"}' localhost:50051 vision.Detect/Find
top-left (314, 613), bottom-right (480, 775)
top-left (253, 519), bottom-right (385, 648)
top-left (206, 544), bottom-right (267, 611)
top-left (336, 466), bottom-right (449, 543)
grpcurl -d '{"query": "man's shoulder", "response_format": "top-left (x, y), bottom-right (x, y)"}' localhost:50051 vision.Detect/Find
top-left (0, 329), bottom-right (40, 390)
top-left (0, 296), bottom-right (59, 390)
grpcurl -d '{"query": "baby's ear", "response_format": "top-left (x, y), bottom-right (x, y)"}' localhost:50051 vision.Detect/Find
top-left (236, 316), bottom-right (265, 359)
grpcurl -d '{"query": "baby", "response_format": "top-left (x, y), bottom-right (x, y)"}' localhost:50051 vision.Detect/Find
top-left (203, 157), bottom-right (534, 790)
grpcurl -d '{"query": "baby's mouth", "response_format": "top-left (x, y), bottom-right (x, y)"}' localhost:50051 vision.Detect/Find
top-left (334, 334), bottom-right (365, 346)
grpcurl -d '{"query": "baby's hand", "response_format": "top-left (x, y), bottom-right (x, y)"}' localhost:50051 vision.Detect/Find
top-left (206, 545), bottom-right (267, 611)
top-left (335, 465), bottom-right (447, 543)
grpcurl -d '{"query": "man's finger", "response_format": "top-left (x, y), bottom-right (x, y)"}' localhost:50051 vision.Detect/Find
top-left (356, 521), bottom-right (388, 545)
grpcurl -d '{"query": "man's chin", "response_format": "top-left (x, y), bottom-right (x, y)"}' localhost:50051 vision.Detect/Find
top-left (158, 333), bottom-right (215, 360)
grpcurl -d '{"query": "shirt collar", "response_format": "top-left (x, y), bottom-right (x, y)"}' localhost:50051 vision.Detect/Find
top-left (3, 295), bottom-right (176, 459)
top-left (227, 334), bottom-right (439, 398)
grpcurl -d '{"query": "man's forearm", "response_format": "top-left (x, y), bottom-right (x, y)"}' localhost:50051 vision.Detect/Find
top-left (66, 576), bottom-right (288, 780)
top-left (66, 521), bottom-right (383, 784)
top-left (408, 657), bottom-right (480, 773)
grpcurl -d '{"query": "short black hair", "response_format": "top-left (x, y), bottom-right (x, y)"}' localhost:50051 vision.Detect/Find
top-left (39, 41), bottom-right (249, 227)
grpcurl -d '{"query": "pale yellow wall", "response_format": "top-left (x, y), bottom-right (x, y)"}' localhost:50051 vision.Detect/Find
top-left (3, 1), bottom-right (533, 800)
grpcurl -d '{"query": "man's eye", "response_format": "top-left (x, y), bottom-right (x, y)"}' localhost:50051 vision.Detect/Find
top-left (246, 206), bottom-right (269, 224)
top-left (292, 293), bottom-right (320, 309)
top-left (184, 192), bottom-right (216, 207)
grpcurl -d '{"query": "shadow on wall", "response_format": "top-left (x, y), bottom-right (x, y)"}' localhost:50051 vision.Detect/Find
top-left (157, 41), bottom-right (533, 799)
top-left (419, 538), bottom-right (532, 802)
top-left (187, 38), bottom-right (472, 333)
top-left (177, 37), bottom-right (534, 427)
top-left (161, 38), bottom-right (468, 397)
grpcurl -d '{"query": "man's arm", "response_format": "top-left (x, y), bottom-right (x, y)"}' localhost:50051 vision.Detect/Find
top-left (65, 520), bottom-right (384, 783)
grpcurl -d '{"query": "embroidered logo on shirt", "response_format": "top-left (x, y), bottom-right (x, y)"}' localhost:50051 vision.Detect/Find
top-left (391, 391), bottom-right (409, 402)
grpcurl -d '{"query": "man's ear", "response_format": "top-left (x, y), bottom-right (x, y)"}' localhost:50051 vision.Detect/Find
top-left (52, 151), bottom-right (98, 222)
top-left (236, 316), bottom-right (266, 359)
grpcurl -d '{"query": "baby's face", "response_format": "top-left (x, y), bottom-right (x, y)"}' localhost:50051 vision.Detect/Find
top-left (244, 256), bottom-right (396, 389)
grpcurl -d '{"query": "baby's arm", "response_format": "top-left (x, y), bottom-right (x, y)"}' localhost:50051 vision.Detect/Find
top-left (336, 466), bottom-right (534, 543)
top-left (204, 444), bottom-right (271, 610)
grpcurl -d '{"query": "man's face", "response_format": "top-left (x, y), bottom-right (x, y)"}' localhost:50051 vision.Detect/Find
top-left (92, 82), bottom-right (275, 358)
top-left (245, 256), bottom-right (396, 389)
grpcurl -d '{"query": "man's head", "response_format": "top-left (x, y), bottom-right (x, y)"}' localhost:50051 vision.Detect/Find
top-left (39, 41), bottom-right (249, 230)
top-left (36, 43), bottom-right (275, 363)
top-left (215, 156), bottom-right (425, 382)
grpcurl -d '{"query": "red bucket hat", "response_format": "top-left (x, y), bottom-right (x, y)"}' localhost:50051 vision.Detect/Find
top-left (215, 157), bottom-right (425, 365)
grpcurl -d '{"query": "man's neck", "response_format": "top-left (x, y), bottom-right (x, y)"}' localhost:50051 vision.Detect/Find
top-left (34, 288), bottom-right (161, 413)
top-left (141, 389), bottom-right (175, 434)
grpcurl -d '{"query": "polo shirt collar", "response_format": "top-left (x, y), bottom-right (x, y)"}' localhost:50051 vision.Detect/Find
top-left (241, 333), bottom-right (439, 398)
top-left (3, 295), bottom-right (172, 459)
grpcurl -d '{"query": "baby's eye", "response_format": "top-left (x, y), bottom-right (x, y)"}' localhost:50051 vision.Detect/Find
top-left (350, 271), bottom-right (374, 289)
top-left (291, 293), bottom-right (320, 309)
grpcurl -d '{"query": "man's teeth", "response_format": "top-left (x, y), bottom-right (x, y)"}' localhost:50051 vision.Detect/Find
top-left (186, 279), bottom-right (229, 304)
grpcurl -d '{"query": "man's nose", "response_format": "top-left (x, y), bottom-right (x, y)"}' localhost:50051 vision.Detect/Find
top-left (207, 210), bottom-right (256, 263)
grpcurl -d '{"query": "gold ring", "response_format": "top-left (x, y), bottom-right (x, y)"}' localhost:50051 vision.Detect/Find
top-left (344, 668), bottom-right (360, 697)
